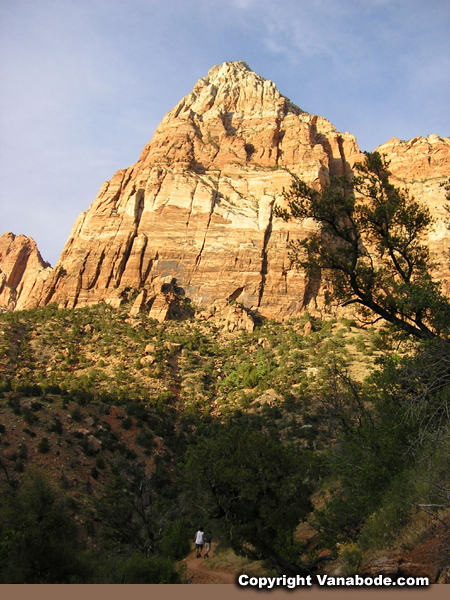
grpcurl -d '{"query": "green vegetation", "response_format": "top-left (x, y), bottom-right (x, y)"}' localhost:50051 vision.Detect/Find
top-left (184, 423), bottom-right (320, 574)
top-left (275, 155), bottom-right (450, 571)
top-left (0, 253), bottom-right (449, 581)
top-left (277, 152), bottom-right (450, 340)
top-left (0, 471), bottom-right (84, 583)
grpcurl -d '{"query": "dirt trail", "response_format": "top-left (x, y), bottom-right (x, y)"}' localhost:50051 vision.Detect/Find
top-left (183, 543), bottom-right (237, 584)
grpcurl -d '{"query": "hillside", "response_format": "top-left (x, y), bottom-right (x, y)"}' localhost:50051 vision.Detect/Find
top-left (1, 297), bottom-right (449, 582)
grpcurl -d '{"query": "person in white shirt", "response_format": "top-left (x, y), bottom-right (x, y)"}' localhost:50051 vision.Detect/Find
top-left (194, 527), bottom-right (204, 558)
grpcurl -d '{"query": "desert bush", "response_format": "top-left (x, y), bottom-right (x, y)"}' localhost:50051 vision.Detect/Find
top-left (158, 520), bottom-right (191, 561)
top-left (338, 543), bottom-right (363, 576)
top-left (71, 406), bottom-right (82, 422)
top-left (22, 406), bottom-right (39, 425)
top-left (135, 430), bottom-right (154, 451)
top-left (96, 455), bottom-right (106, 470)
top-left (38, 437), bottom-right (50, 454)
top-left (47, 418), bottom-right (63, 435)
top-left (121, 417), bottom-right (133, 430)
top-left (112, 553), bottom-right (182, 584)
top-left (13, 460), bottom-right (25, 473)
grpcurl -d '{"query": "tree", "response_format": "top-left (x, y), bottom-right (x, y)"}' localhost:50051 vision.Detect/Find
top-left (314, 335), bottom-right (450, 544)
top-left (0, 470), bottom-right (84, 583)
top-left (94, 457), bottom-right (179, 557)
top-left (277, 152), bottom-right (450, 340)
top-left (183, 423), bottom-right (322, 575)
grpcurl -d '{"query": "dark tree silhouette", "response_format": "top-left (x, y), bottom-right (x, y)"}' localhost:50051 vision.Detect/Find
top-left (183, 424), bottom-right (324, 575)
top-left (277, 152), bottom-right (450, 340)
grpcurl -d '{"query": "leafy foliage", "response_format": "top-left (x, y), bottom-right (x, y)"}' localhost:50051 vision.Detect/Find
top-left (95, 457), bottom-right (179, 556)
top-left (183, 422), bottom-right (321, 574)
top-left (277, 152), bottom-right (450, 339)
top-left (107, 553), bottom-right (182, 583)
top-left (315, 337), bottom-right (450, 544)
top-left (0, 471), bottom-right (84, 583)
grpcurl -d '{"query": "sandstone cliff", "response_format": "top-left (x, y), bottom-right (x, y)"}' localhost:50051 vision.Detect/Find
top-left (0, 233), bottom-right (52, 311)
top-left (376, 135), bottom-right (450, 295)
top-left (17, 61), bottom-right (363, 318)
top-left (3, 62), bottom-right (449, 318)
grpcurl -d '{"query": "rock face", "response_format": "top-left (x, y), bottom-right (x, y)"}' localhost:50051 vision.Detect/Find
top-left (0, 233), bottom-right (52, 311)
top-left (18, 61), bottom-right (363, 318)
top-left (375, 135), bottom-right (450, 296)
top-left (195, 299), bottom-right (255, 334)
top-left (3, 62), bottom-right (450, 318)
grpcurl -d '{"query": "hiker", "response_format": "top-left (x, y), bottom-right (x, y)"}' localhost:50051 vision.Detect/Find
top-left (204, 532), bottom-right (212, 558)
top-left (194, 527), bottom-right (204, 558)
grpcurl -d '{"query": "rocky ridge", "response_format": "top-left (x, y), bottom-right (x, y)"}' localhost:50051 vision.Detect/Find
top-left (1, 62), bottom-right (449, 317)
top-left (0, 233), bottom-right (52, 312)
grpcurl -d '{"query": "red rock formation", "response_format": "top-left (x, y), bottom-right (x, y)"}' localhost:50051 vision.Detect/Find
top-left (0, 233), bottom-right (51, 311)
top-left (3, 62), bottom-right (449, 318)
top-left (19, 62), bottom-right (362, 318)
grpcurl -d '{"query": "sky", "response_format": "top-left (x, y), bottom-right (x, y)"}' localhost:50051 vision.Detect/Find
top-left (1, 0), bottom-right (449, 266)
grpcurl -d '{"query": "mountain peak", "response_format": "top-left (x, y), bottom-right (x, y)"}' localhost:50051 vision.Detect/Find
top-left (6, 62), bottom-right (448, 320)
top-left (206, 60), bottom-right (252, 78)
top-left (163, 61), bottom-right (304, 123)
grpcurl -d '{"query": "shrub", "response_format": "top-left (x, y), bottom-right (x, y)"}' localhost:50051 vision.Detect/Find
top-left (71, 407), bottom-right (82, 422)
top-left (0, 380), bottom-right (12, 394)
top-left (48, 418), bottom-right (63, 435)
top-left (38, 437), bottom-right (50, 454)
top-left (0, 471), bottom-right (84, 583)
top-left (114, 553), bottom-right (182, 584)
top-left (135, 430), bottom-right (154, 451)
top-left (22, 407), bottom-right (39, 425)
top-left (121, 417), bottom-right (133, 430)
top-left (96, 456), bottom-right (106, 470)
top-left (43, 384), bottom-right (63, 395)
top-left (159, 521), bottom-right (191, 561)
top-left (13, 460), bottom-right (25, 473)
top-left (15, 383), bottom-right (42, 396)
top-left (338, 543), bottom-right (363, 576)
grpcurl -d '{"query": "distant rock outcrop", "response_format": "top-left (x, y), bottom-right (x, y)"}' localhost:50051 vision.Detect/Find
top-left (0, 233), bottom-right (51, 311)
top-left (195, 299), bottom-right (255, 333)
top-left (1, 62), bottom-right (449, 317)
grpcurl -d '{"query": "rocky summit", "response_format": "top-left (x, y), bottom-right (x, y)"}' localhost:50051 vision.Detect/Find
top-left (2, 62), bottom-right (450, 316)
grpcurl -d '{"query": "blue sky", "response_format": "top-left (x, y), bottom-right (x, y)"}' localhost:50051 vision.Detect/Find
top-left (1, 0), bottom-right (449, 265)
